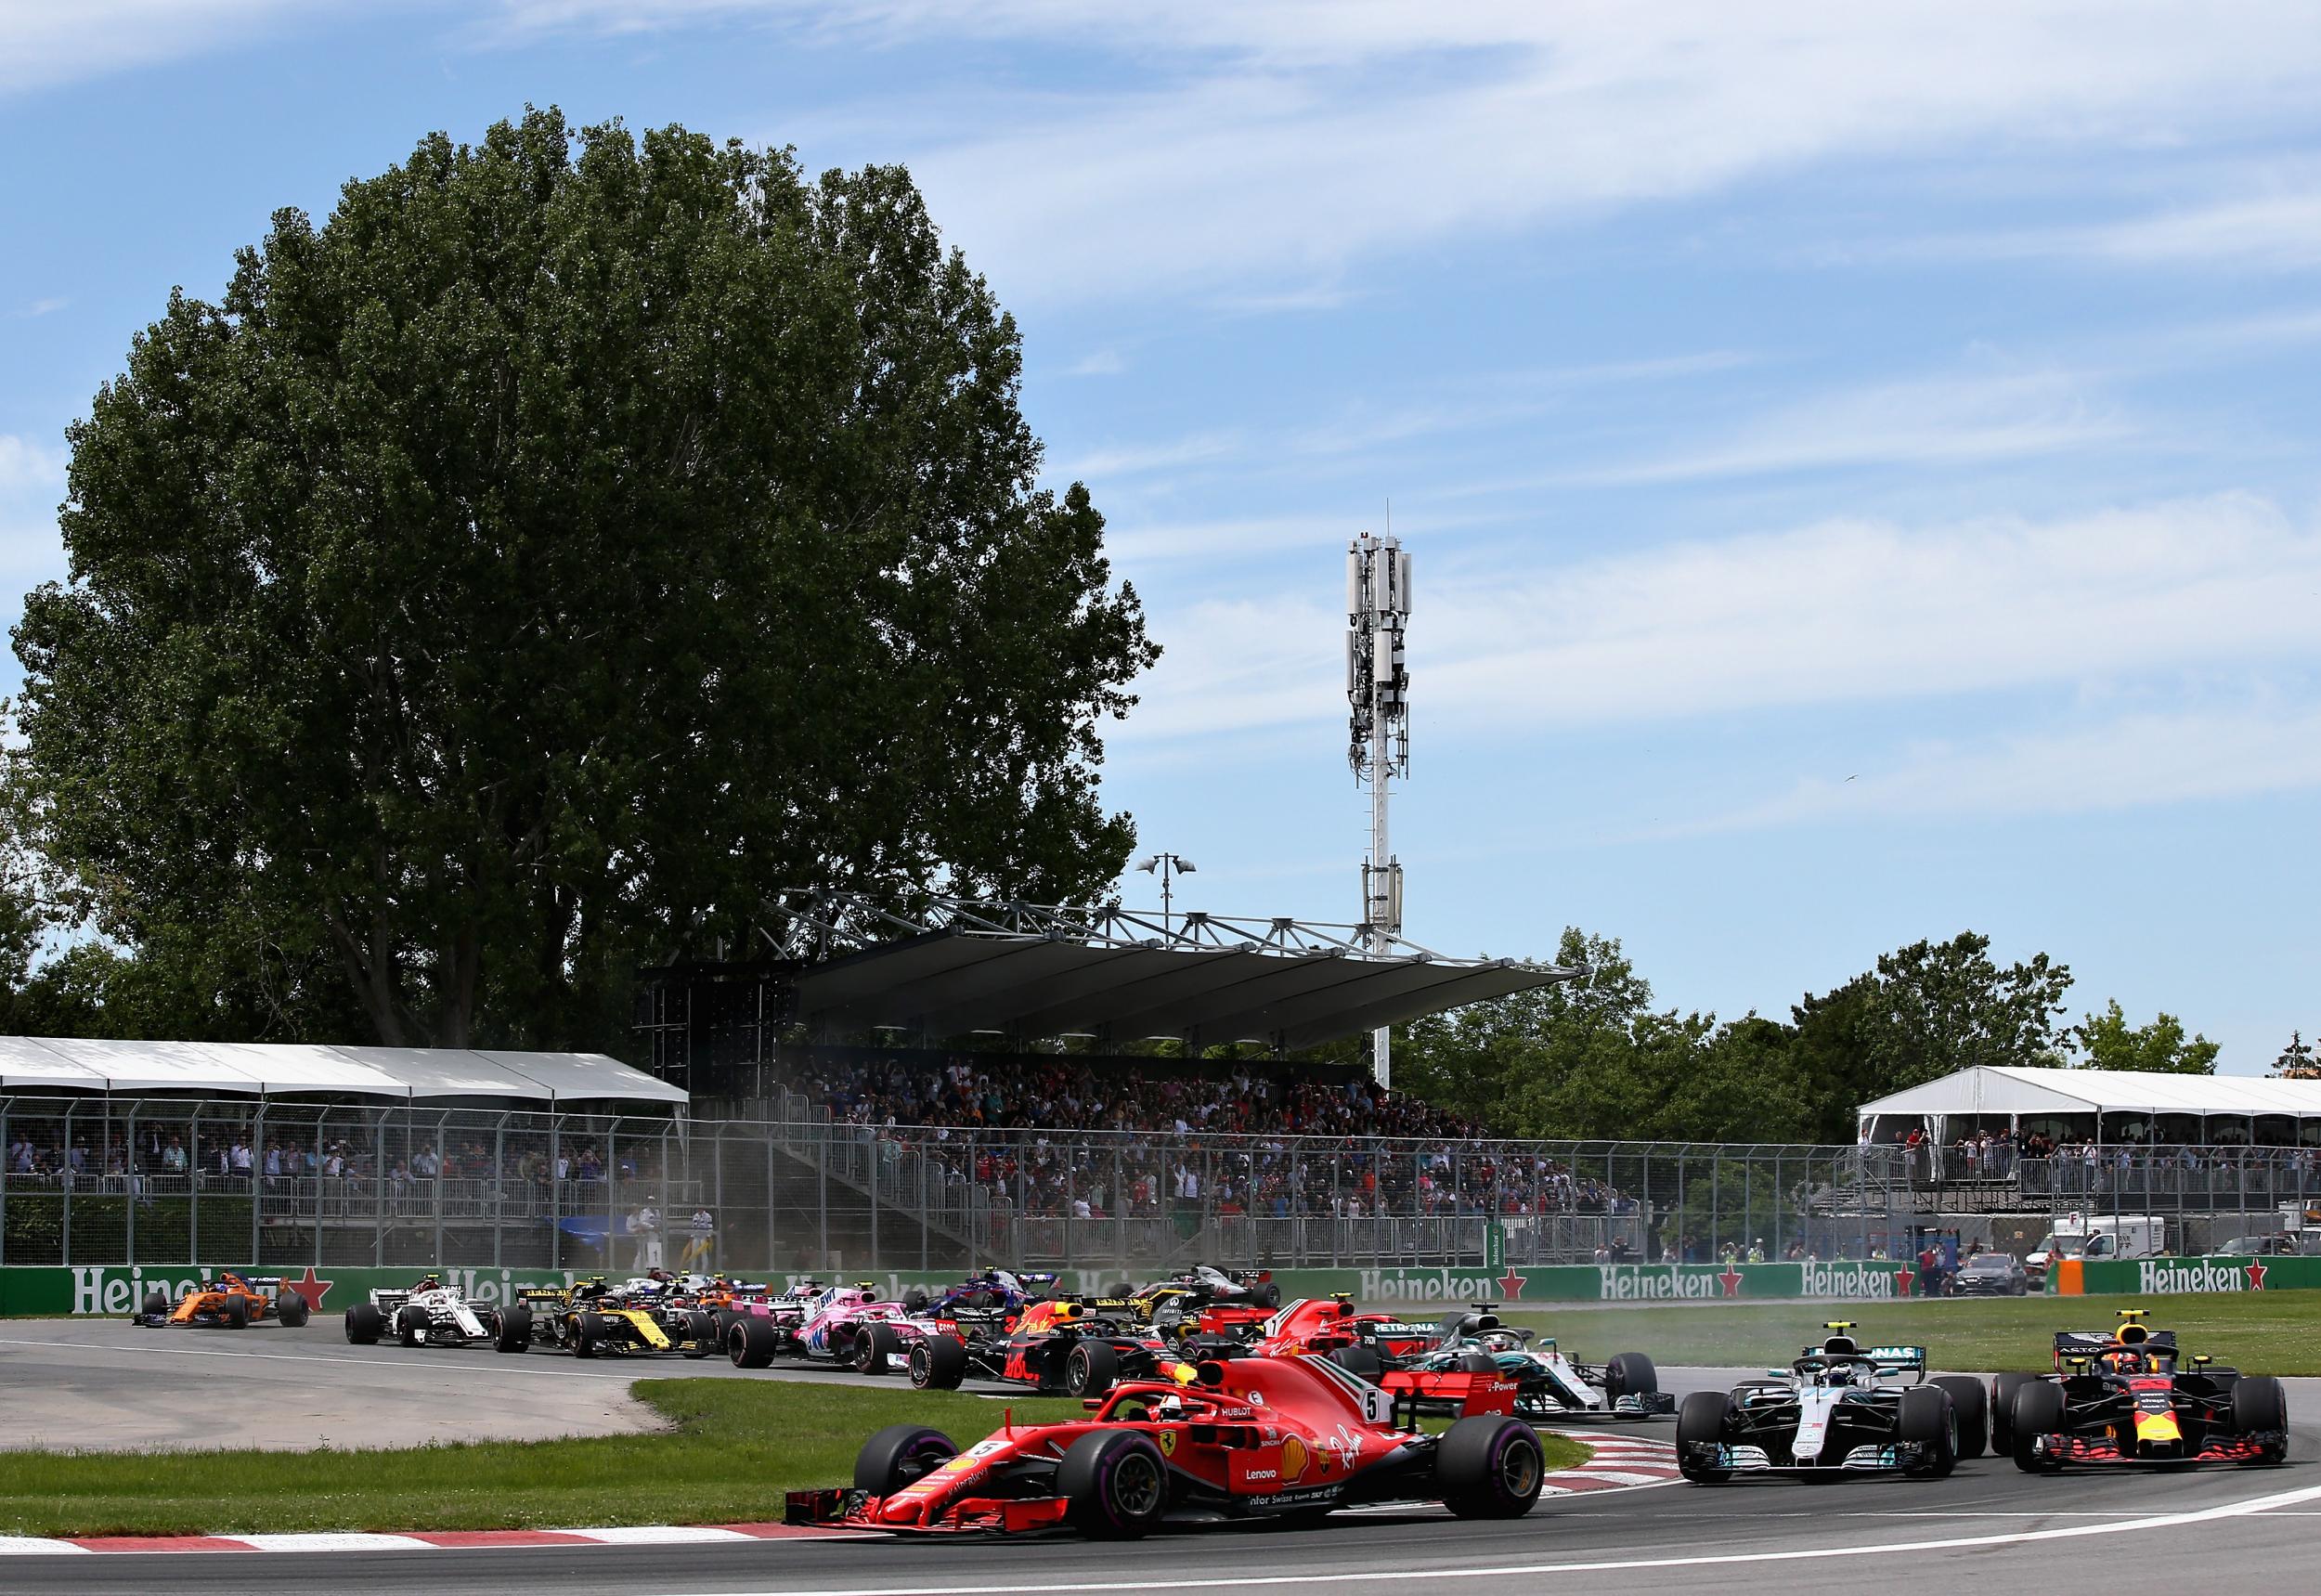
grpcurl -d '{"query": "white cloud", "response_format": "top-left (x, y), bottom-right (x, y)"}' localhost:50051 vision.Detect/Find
top-left (1705, 701), bottom-right (2321, 829)
top-left (23, 298), bottom-right (68, 318)
top-left (1052, 431), bottom-right (1241, 481)
top-left (1565, 368), bottom-right (2133, 485)
top-left (0, 1), bottom-right (318, 96)
top-left (0, 436), bottom-right (66, 494)
top-left (1121, 492), bottom-right (2321, 744)
top-left (2086, 189), bottom-right (2321, 270)
top-left (1064, 347), bottom-right (1124, 377)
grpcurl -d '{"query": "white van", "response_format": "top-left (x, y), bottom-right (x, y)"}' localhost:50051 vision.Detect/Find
top-left (2025, 1214), bottom-right (2164, 1287)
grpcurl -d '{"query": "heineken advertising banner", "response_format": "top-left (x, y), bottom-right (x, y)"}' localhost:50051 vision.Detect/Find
top-left (8, 1254), bottom-right (2308, 1317)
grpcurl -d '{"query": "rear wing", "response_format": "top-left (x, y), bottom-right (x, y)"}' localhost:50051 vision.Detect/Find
top-left (2055, 1328), bottom-right (2176, 1366)
top-left (1864, 1345), bottom-right (1927, 1376)
top-left (517, 1286), bottom-right (573, 1306)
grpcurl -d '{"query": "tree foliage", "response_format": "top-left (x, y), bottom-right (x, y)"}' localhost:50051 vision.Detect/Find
top-left (2066, 999), bottom-right (2219, 1075)
top-left (2275, 1032), bottom-right (2319, 1080)
top-left (11, 109), bottom-right (1155, 1049)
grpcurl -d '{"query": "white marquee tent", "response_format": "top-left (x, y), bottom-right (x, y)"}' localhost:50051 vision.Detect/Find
top-left (1860, 1065), bottom-right (2321, 1144)
top-left (0, 1036), bottom-right (685, 1106)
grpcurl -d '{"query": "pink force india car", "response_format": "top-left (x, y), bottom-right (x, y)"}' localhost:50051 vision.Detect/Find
top-left (728, 1281), bottom-right (912, 1369)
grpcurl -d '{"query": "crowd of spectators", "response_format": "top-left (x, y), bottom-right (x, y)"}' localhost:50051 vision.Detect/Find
top-left (794, 1051), bottom-right (1639, 1224)
top-left (1871, 1122), bottom-right (2321, 1192)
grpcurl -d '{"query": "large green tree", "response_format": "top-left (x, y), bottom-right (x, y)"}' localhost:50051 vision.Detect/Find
top-left (12, 109), bottom-right (1156, 1050)
top-left (2067, 999), bottom-right (2219, 1075)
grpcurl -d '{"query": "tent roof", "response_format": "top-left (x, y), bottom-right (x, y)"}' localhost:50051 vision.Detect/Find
top-left (1861, 1065), bottom-right (2321, 1121)
top-left (0, 1038), bottom-right (685, 1105)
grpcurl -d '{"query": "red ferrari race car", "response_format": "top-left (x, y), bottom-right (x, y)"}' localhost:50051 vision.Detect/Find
top-left (1999, 1309), bottom-right (2289, 1471)
top-left (905, 1296), bottom-right (1188, 1397)
top-left (787, 1350), bottom-right (1547, 1538)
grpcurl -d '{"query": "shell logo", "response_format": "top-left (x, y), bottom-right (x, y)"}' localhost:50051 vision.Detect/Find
top-left (1280, 1435), bottom-right (1309, 1484)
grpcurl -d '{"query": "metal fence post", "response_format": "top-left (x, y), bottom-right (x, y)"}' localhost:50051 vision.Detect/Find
top-left (189, 1102), bottom-right (204, 1265)
top-left (60, 1100), bottom-right (75, 1266)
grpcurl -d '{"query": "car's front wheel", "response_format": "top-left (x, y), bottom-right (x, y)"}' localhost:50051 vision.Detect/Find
top-left (1436, 1416), bottom-right (1546, 1519)
top-left (1058, 1430), bottom-right (1170, 1538)
top-left (1676, 1390), bottom-right (1731, 1484)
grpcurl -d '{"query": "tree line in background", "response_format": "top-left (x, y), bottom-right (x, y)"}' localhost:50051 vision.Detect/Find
top-left (1386, 928), bottom-right (2233, 1147)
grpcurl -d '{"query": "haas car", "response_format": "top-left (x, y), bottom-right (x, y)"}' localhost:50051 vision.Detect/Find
top-left (133, 1272), bottom-right (312, 1330)
top-left (787, 1349), bottom-right (1546, 1538)
top-left (1998, 1309), bottom-right (2289, 1471)
top-left (1677, 1324), bottom-right (1984, 1483)
top-left (1105, 1266), bottom-right (1281, 1338)
top-left (906, 1296), bottom-right (1186, 1397)
top-left (344, 1275), bottom-right (517, 1348)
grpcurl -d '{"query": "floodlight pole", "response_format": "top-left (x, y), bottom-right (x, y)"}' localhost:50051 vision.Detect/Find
top-left (1347, 532), bottom-right (1411, 1089)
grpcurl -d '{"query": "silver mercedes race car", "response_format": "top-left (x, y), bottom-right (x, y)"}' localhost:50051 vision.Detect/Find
top-left (1677, 1323), bottom-right (1987, 1482)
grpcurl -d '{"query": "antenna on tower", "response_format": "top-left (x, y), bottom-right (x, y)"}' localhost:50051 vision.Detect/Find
top-left (1346, 527), bottom-right (1411, 1088)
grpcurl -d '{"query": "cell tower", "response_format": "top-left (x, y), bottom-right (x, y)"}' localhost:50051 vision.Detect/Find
top-left (1346, 531), bottom-right (1411, 1086)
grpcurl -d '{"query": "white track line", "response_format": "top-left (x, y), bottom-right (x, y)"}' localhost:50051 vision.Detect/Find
top-left (658, 1476), bottom-right (2321, 1596)
top-left (0, 1336), bottom-right (645, 1384)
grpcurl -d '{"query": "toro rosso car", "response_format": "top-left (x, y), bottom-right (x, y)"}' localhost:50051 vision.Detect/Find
top-left (344, 1276), bottom-right (517, 1349)
top-left (907, 1297), bottom-right (1186, 1397)
top-left (1998, 1309), bottom-right (2288, 1471)
top-left (901, 1269), bottom-right (1057, 1317)
top-left (786, 1350), bottom-right (1547, 1538)
top-left (133, 1272), bottom-right (311, 1330)
top-left (1677, 1324), bottom-right (1983, 1483)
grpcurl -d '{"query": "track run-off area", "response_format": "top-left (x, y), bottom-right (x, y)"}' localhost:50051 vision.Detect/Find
top-left (0, 1316), bottom-right (2313, 1595)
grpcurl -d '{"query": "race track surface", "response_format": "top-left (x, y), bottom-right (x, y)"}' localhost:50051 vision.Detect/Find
top-left (0, 1326), bottom-right (2313, 1596)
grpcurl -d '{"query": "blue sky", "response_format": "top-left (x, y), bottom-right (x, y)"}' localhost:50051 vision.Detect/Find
top-left (3, 5), bottom-right (2320, 1071)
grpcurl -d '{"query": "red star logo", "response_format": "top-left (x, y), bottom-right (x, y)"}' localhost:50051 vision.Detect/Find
top-left (2246, 1261), bottom-right (2268, 1291)
top-left (1497, 1267), bottom-right (1526, 1300)
top-left (282, 1266), bottom-right (334, 1311)
top-left (1718, 1267), bottom-right (1744, 1297)
top-left (1893, 1265), bottom-right (1916, 1297)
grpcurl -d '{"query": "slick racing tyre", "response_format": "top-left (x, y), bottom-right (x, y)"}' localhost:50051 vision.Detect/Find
top-left (681, 1310), bottom-right (717, 1359)
top-left (1676, 1390), bottom-right (1732, 1484)
top-left (2010, 1381), bottom-right (2065, 1473)
top-left (1436, 1415), bottom-right (1547, 1519)
top-left (1990, 1372), bottom-right (2035, 1455)
top-left (1252, 1281), bottom-right (1281, 1309)
top-left (2235, 1376), bottom-right (2289, 1463)
top-left (854, 1424), bottom-right (958, 1496)
top-left (223, 1295), bottom-right (251, 1330)
top-left (140, 1291), bottom-right (168, 1320)
top-left (1329, 1344), bottom-right (1383, 1384)
top-left (497, 1305), bottom-right (533, 1353)
top-left (573, 1312), bottom-right (608, 1358)
top-left (1932, 1376), bottom-right (1988, 1460)
top-left (274, 1292), bottom-right (311, 1330)
top-left (728, 1315), bottom-right (777, 1369)
top-left (1899, 1384), bottom-right (1957, 1477)
top-left (1065, 1340), bottom-right (1120, 1398)
top-left (344, 1304), bottom-right (385, 1345)
top-left (1058, 1430), bottom-right (1170, 1539)
top-left (910, 1334), bottom-right (969, 1391)
top-left (1108, 1281), bottom-right (1135, 1300)
top-left (396, 1306), bottom-right (427, 1347)
top-left (1603, 1352), bottom-right (1658, 1403)
top-left (903, 1289), bottom-right (930, 1314)
top-left (854, 1320), bottom-right (901, 1375)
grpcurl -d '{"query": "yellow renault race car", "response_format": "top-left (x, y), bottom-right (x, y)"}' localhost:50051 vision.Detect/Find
top-left (501, 1277), bottom-right (718, 1358)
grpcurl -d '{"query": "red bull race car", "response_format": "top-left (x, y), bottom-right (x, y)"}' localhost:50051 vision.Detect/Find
top-left (787, 1348), bottom-right (1547, 1538)
top-left (1999, 1309), bottom-right (2289, 1471)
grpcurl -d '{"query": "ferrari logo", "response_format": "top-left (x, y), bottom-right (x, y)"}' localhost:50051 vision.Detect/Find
top-left (1159, 1430), bottom-right (1178, 1457)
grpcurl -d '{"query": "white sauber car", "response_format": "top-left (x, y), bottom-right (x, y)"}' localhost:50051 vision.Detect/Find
top-left (344, 1275), bottom-right (521, 1350)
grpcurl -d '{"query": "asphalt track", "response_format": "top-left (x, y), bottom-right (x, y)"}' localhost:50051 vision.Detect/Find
top-left (0, 1321), bottom-right (2315, 1596)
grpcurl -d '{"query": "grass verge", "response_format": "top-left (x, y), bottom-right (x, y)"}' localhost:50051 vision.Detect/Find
top-left (0, 1379), bottom-right (1588, 1538)
top-left (1502, 1289), bottom-right (2321, 1373)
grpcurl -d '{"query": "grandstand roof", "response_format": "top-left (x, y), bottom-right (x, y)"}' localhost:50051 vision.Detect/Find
top-left (743, 895), bottom-right (1573, 1049)
top-left (1861, 1065), bottom-right (2321, 1122)
top-left (0, 1037), bottom-right (687, 1105)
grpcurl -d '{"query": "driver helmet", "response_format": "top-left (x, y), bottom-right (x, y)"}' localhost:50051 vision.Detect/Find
top-left (2103, 1348), bottom-right (2145, 1375)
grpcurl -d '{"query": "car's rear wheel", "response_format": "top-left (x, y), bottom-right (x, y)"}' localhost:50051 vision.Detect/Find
top-left (497, 1305), bottom-right (533, 1353)
top-left (1066, 1340), bottom-right (1120, 1397)
top-left (1677, 1390), bottom-right (1731, 1484)
top-left (2011, 1381), bottom-right (2065, 1473)
top-left (275, 1292), bottom-right (310, 1330)
top-left (1603, 1352), bottom-right (1657, 1402)
top-left (912, 1333), bottom-right (969, 1391)
top-left (856, 1320), bottom-right (902, 1375)
top-left (1329, 1344), bottom-right (1383, 1383)
top-left (1932, 1376), bottom-right (1987, 1460)
top-left (344, 1304), bottom-right (385, 1345)
top-left (903, 1288), bottom-right (930, 1314)
top-left (681, 1310), bottom-right (717, 1358)
top-left (729, 1315), bottom-right (777, 1369)
top-left (1899, 1384), bottom-right (1956, 1477)
top-left (1058, 1430), bottom-right (1170, 1538)
top-left (1990, 1372), bottom-right (2034, 1454)
top-left (1436, 1415), bottom-right (1546, 1519)
top-left (853, 1424), bottom-right (958, 1496)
